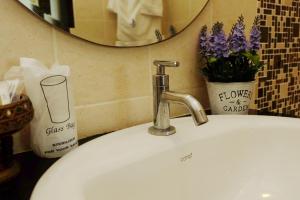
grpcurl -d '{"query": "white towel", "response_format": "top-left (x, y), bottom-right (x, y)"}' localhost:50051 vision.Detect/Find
top-left (140, 0), bottom-right (163, 17)
top-left (107, 0), bottom-right (163, 26)
top-left (107, 0), bottom-right (141, 27)
top-left (107, 0), bottom-right (163, 46)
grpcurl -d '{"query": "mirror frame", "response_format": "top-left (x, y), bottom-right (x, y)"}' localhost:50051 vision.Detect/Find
top-left (17, 0), bottom-right (210, 48)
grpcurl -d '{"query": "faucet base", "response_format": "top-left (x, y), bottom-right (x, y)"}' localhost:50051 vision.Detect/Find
top-left (148, 126), bottom-right (176, 136)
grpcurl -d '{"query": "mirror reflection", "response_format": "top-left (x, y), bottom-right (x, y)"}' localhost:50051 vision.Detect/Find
top-left (19, 0), bottom-right (209, 47)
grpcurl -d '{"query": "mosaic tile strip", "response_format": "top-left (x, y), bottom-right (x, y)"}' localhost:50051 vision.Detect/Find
top-left (255, 0), bottom-right (300, 117)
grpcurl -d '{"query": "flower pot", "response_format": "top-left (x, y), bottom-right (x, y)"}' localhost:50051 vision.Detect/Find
top-left (206, 81), bottom-right (254, 115)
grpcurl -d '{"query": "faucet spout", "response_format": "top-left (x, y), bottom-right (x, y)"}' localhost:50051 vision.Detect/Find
top-left (149, 60), bottom-right (208, 136)
top-left (162, 91), bottom-right (208, 126)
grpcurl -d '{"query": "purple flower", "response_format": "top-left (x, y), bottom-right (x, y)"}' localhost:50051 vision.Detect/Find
top-left (229, 16), bottom-right (248, 53)
top-left (249, 16), bottom-right (261, 52)
top-left (199, 25), bottom-right (210, 57)
top-left (210, 22), bottom-right (229, 58)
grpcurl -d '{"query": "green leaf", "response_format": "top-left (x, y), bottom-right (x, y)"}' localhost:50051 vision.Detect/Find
top-left (252, 54), bottom-right (261, 66)
top-left (208, 57), bottom-right (217, 63)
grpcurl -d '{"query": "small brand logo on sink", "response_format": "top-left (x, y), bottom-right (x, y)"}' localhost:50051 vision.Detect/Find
top-left (180, 153), bottom-right (193, 162)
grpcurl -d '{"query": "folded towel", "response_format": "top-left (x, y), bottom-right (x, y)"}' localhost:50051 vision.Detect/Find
top-left (140, 0), bottom-right (163, 17)
top-left (107, 0), bottom-right (141, 27)
top-left (108, 0), bottom-right (163, 23)
top-left (107, 0), bottom-right (163, 46)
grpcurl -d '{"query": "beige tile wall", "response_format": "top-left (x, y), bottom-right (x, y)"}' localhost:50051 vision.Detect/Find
top-left (0, 0), bottom-right (257, 153)
top-left (163, 0), bottom-right (208, 35)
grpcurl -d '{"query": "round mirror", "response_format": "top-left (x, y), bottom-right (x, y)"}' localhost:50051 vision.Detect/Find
top-left (18, 0), bottom-right (209, 47)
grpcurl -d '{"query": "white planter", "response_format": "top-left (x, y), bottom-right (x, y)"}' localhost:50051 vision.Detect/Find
top-left (206, 81), bottom-right (254, 115)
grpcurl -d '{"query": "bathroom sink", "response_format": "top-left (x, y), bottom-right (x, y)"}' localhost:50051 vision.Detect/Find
top-left (31, 115), bottom-right (300, 200)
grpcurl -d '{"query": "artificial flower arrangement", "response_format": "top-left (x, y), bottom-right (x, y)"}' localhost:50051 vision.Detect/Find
top-left (198, 16), bottom-right (263, 114)
top-left (199, 16), bottom-right (263, 82)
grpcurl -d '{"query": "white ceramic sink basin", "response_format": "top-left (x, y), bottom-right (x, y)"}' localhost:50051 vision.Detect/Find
top-left (31, 115), bottom-right (300, 200)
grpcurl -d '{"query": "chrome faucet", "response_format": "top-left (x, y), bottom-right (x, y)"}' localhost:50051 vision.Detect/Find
top-left (148, 60), bottom-right (208, 136)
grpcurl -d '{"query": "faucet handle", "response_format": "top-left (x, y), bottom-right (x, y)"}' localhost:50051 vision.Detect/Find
top-left (153, 60), bottom-right (180, 75)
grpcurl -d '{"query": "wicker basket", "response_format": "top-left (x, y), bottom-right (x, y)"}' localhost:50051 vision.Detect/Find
top-left (0, 95), bottom-right (34, 183)
top-left (0, 95), bottom-right (34, 136)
